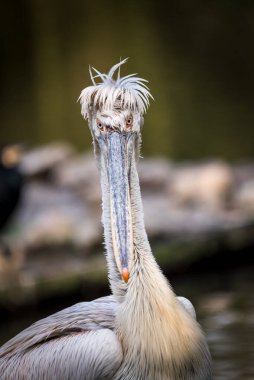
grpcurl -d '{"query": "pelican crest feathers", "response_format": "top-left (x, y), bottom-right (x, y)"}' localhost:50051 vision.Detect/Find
top-left (79, 59), bottom-right (153, 118)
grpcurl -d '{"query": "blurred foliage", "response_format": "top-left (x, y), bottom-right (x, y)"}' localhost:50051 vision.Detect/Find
top-left (0, 0), bottom-right (254, 159)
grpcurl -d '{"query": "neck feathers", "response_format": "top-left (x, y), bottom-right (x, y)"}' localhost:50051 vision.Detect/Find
top-left (113, 155), bottom-right (212, 379)
top-left (116, 260), bottom-right (211, 379)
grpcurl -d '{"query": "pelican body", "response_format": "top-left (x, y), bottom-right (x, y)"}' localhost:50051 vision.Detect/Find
top-left (0, 60), bottom-right (212, 379)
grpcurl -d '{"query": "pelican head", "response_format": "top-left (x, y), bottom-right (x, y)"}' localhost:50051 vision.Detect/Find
top-left (79, 59), bottom-right (153, 285)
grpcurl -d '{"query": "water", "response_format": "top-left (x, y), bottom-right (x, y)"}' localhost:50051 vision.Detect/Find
top-left (0, 265), bottom-right (253, 379)
top-left (172, 268), bottom-right (254, 379)
top-left (205, 309), bottom-right (254, 379)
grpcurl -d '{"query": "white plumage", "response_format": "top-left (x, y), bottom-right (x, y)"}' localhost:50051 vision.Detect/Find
top-left (79, 58), bottom-right (153, 119)
top-left (0, 60), bottom-right (212, 380)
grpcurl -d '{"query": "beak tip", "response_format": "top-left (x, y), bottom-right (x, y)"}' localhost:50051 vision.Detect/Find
top-left (122, 268), bottom-right (129, 283)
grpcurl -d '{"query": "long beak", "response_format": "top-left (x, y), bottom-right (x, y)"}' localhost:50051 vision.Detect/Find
top-left (104, 132), bottom-right (133, 283)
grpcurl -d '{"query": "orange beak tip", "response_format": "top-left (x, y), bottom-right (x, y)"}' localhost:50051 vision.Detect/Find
top-left (122, 268), bottom-right (129, 283)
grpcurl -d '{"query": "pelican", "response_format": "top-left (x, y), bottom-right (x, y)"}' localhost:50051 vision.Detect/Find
top-left (0, 60), bottom-right (212, 379)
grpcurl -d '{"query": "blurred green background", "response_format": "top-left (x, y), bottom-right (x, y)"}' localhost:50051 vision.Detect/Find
top-left (1, 0), bottom-right (254, 159)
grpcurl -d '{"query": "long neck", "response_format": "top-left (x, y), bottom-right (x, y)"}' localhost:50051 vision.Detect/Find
top-left (99, 139), bottom-right (166, 296)
top-left (99, 139), bottom-right (173, 297)
top-left (113, 155), bottom-right (212, 379)
top-left (127, 154), bottom-right (176, 298)
top-left (120, 153), bottom-right (183, 326)
top-left (100, 150), bottom-right (211, 379)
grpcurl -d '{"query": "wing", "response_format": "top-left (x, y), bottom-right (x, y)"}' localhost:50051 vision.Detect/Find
top-left (177, 296), bottom-right (196, 319)
top-left (0, 296), bottom-right (123, 380)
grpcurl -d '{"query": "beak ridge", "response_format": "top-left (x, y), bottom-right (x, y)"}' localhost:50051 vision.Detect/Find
top-left (101, 132), bottom-right (133, 282)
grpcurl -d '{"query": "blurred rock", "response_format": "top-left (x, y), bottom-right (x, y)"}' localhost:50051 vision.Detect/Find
top-left (143, 194), bottom-right (222, 238)
top-left (138, 158), bottom-right (173, 193)
top-left (233, 163), bottom-right (254, 185)
top-left (0, 144), bottom-right (254, 296)
top-left (170, 161), bottom-right (233, 209)
top-left (3, 147), bottom-right (254, 251)
top-left (235, 180), bottom-right (254, 213)
top-left (7, 182), bottom-right (100, 251)
top-left (21, 142), bottom-right (75, 178)
top-left (74, 218), bottom-right (102, 249)
top-left (55, 153), bottom-right (101, 204)
top-left (199, 292), bottom-right (234, 314)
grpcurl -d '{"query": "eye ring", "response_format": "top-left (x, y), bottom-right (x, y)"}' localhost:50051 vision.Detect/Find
top-left (96, 119), bottom-right (104, 129)
top-left (126, 115), bottom-right (133, 128)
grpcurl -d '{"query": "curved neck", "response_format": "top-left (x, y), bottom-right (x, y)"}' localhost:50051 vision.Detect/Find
top-left (99, 148), bottom-right (212, 379)
top-left (99, 144), bottom-right (170, 299)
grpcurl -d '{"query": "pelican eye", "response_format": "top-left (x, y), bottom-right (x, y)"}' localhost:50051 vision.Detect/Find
top-left (96, 119), bottom-right (104, 130)
top-left (126, 115), bottom-right (133, 129)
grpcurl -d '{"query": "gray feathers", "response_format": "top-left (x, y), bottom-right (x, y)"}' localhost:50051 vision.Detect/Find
top-left (0, 296), bottom-right (116, 359)
top-left (0, 297), bottom-right (123, 380)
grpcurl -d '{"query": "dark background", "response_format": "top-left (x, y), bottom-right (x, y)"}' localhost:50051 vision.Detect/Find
top-left (1, 0), bottom-right (254, 159)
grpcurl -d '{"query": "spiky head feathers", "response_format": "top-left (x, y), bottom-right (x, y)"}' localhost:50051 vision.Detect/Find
top-left (79, 59), bottom-right (153, 120)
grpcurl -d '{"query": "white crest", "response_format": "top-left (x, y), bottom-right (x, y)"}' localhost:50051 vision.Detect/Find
top-left (79, 59), bottom-right (153, 119)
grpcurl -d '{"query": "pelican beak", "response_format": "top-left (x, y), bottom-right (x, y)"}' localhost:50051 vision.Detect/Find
top-left (99, 131), bottom-right (134, 283)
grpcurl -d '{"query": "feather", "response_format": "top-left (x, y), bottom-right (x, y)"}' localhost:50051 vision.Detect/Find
top-left (89, 65), bottom-right (96, 86)
top-left (79, 59), bottom-right (153, 119)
